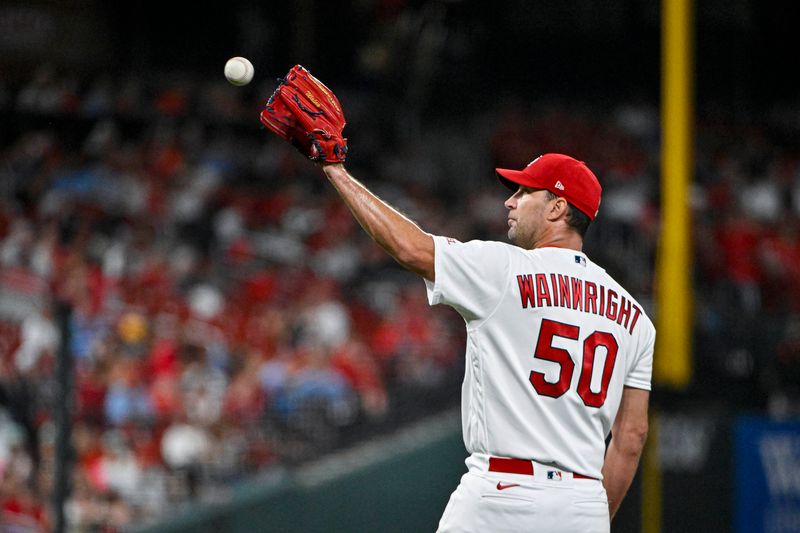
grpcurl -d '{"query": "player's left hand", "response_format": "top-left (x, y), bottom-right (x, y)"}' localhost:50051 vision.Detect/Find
top-left (260, 65), bottom-right (348, 163)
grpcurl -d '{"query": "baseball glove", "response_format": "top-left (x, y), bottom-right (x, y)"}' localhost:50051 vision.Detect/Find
top-left (260, 65), bottom-right (348, 163)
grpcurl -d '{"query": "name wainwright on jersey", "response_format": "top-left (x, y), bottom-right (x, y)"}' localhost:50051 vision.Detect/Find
top-left (516, 273), bottom-right (644, 335)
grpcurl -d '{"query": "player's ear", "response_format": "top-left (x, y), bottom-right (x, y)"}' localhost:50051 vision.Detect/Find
top-left (547, 197), bottom-right (569, 221)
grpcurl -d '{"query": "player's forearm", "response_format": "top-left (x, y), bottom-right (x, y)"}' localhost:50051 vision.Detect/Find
top-left (322, 163), bottom-right (435, 280)
top-left (602, 431), bottom-right (647, 519)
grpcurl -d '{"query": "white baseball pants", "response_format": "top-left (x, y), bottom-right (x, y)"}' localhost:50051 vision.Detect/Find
top-left (437, 456), bottom-right (610, 533)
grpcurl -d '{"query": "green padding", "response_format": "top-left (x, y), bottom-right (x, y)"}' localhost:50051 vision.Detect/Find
top-left (138, 415), bottom-right (466, 533)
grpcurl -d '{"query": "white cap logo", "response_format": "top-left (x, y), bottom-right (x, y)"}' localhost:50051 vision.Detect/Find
top-left (555, 180), bottom-right (565, 190)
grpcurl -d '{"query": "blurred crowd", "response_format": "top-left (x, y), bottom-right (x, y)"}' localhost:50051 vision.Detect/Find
top-left (0, 68), bottom-right (466, 531)
top-left (0, 66), bottom-right (799, 531)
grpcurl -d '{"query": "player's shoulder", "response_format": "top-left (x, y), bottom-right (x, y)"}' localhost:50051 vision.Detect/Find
top-left (436, 236), bottom-right (517, 255)
top-left (583, 254), bottom-right (654, 315)
top-left (583, 255), bottom-right (628, 291)
top-left (523, 246), bottom-right (596, 271)
top-left (529, 247), bottom-right (574, 259)
top-left (591, 263), bottom-right (656, 338)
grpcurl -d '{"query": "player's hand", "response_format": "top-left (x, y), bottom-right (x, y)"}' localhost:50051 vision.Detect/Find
top-left (260, 65), bottom-right (348, 163)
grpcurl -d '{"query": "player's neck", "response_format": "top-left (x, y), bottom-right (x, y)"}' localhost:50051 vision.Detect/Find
top-left (530, 229), bottom-right (583, 252)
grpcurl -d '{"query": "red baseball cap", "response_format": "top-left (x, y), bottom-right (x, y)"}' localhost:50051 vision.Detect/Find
top-left (496, 153), bottom-right (602, 220)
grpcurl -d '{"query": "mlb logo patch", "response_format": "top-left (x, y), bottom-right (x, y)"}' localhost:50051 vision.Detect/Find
top-left (575, 255), bottom-right (586, 266)
top-left (547, 470), bottom-right (563, 481)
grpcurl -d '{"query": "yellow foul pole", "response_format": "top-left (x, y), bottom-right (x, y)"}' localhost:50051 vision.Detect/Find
top-left (656, 0), bottom-right (693, 388)
top-left (644, 2), bottom-right (694, 532)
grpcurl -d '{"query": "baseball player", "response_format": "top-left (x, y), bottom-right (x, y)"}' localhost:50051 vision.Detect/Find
top-left (260, 67), bottom-right (654, 532)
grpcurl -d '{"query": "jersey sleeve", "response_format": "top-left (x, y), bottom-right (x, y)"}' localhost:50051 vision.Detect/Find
top-left (624, 321), bottom-right (655, 390)
top-left (424, 236), bottom-right (511, 322)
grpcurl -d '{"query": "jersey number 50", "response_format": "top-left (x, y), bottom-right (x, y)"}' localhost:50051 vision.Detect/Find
top-left (530, 319), bottom-right (618, 408)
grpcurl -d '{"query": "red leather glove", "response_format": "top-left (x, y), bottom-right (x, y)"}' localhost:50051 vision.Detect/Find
top-left (260, 65), bottom-right (348, 163)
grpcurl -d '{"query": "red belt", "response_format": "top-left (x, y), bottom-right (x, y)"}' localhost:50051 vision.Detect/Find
top-left (488, 456), bottom-right (597, 480)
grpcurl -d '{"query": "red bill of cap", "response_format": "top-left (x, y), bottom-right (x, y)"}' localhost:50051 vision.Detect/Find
top-left (496, 153), bottom-right (602, 220)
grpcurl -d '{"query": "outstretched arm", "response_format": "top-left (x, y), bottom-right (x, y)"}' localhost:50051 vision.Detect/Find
top-left (322, 163), bottom-right (435, 281)
top-left (602, 386), bottom-right (649, 520)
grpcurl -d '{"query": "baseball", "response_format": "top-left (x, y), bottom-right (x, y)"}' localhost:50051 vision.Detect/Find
top-left (224, 57), bottom-right (254, 86)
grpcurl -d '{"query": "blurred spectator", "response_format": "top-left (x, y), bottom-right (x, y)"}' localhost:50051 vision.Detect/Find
top-left (13, 306), bottom-right (57, 376)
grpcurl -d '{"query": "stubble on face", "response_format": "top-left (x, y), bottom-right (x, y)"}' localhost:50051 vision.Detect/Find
top-left (507, 190), bottom-right (546, 249)
top-left (508, 219), bottom-right (534, 248)
top-left (507, 221), bottom-right (527, 246)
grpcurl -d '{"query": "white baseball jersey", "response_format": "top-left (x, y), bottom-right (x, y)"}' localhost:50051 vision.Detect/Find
top-left (425, 236), bottom-right (654, 480)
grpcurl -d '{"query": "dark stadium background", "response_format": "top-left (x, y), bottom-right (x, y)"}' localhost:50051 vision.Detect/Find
top-left (5, 1), bottom-right (800, 102)
top-left (1, 1), bottom-right (799, 532)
